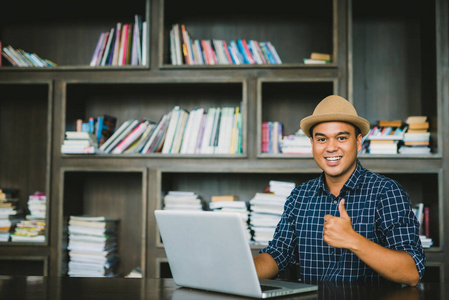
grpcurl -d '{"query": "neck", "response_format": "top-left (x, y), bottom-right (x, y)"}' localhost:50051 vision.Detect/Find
top-left (324, 163), bottom-right (357, 197)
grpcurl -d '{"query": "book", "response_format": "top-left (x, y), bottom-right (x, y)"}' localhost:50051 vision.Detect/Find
top-left (100, 28), bottom-right (115, 66)
top-left (124, 122), bottom-right (156, 154)
top-left (170, 110), bottom-right (189, 153)
top-left (112, 120), bottom-right (151, 154)
top-left (172, 24), bottom-right (183, 65)
top-left (131, 14), bottom-right (143, 66)
top-left (310, 52), bottom-right (331, 61)
top-left (112, 23), bottom-right (122, 66)
top-left (237, 39), bottom-right (255, 64)
top-left (119, 23), bottom-right (130, 65)
top-left (378, 120), bottom-right (402, 127)
top-left (141, 21), bottom-right (148, 65)
top-left (303, 58), bottom-right (330, 64)
top-left (98, 114), bottom-right (117, 147)
top-left (65, 131), bottom-right (96, 139)
top-left (99, 119), bottom-right (132, 152)
top-left (181, 24), bottom-right (193, 65)
top-left (266, 42), bottom-right (282, 64)
top-left (211, 195), bottom-right (239, 202)
top-left (103, 119), bottom-right (140, 153)
top-left (162, 106), bottom-right (182, 154)
top-left (90, 32), bottom-right (106, 66)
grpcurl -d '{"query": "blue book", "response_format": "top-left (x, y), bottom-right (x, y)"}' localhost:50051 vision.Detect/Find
top-left (260, 42), bottom-right (277, 64)
top-left (96, 116), bottom-right (104, 143)
top-left (236, 39), bottom-right (250, 64)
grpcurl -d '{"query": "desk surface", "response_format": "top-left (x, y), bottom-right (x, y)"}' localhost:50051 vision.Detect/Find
top-left (0, 276), bottom-right (445, 300)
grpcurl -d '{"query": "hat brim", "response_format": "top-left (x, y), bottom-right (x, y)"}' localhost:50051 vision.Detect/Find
top-left (300, 113), bottom-right (370, 138)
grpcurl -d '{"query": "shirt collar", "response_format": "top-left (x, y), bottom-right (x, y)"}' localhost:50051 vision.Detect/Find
top-left (317, 160), bottom-right (365, 193)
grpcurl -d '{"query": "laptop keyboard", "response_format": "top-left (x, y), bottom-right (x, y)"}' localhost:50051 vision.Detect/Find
top-left (260, 285), bottom-right (282, 291)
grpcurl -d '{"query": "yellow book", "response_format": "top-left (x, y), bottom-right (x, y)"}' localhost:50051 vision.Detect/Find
top-left (229, 106), bottom-right (240, 154)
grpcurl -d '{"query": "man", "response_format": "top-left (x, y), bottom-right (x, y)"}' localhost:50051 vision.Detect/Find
top-left (253, 95), bottom-right (425, 286)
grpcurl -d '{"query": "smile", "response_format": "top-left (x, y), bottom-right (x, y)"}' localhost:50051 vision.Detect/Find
top-left (325, 156), bottom-right (342, 162)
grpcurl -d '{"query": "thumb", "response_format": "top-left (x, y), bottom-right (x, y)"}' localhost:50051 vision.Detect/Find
top-left (339, 199), bottom-right (349, 219)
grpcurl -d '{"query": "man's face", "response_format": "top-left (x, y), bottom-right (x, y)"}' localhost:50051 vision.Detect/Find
top-left (310, 121), bottom-right (362, 182)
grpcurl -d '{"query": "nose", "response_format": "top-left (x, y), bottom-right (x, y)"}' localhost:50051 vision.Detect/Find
top-left (326, 138), bottom-right (338, 152)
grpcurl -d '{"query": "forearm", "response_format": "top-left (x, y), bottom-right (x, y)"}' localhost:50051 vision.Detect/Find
top-left (253, 253), bottom-right (279, 279)
top-left (348, 233), bottom-right (420, 286)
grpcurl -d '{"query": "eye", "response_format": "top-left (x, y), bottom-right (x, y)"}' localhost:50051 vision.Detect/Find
top-left (317, 137), bottom-right (326, 142)
top-left (337, 136), bottom-right (347, 141)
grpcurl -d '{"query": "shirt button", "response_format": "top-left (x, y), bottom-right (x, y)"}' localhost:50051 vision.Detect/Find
top-left (333, 200), bottom-right (338, 204)
top-left (331, 251), bottom-right (334, 255)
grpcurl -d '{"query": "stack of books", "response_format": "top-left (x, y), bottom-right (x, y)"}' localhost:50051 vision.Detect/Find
top-left (261, 121), bottom-right (283, 154)
top-left (67, 215), bottom-right (120, 277)
top-left (27, 191), bottom-right (47, 220)
top-left (249, 181), bottom-right (294, 245)
top-left (61, 132), bottom-right (99, 154)
top-left (279, 129), bottom-right (311, 154)
top-left (0, 188), bottom-right (20, 242)
top-left (399, 116), bottom-right (431, 154)
top-left (1, 44), bottom-right (57, 67)
top-left (10, 191), bottom-right (47, 243)
top-left (303, 52), bottom-right (332, 64)
top-left (163, 191), bottom-right (203, 211)
top-left (90, 15), bottom-right (146, 66)
top-left (169, 24), bottom-right (282, 65)
top-left (367, 120), bottom-right (405, 154)
top-left (10, 219), bottom-right (46, 242)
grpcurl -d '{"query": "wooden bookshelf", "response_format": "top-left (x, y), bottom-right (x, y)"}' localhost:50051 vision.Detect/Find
top-left (0, 0), bottom-right (447, 283)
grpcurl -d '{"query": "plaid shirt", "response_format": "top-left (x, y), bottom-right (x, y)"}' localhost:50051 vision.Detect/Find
top-left (260, 161), bottom-right (426, 283)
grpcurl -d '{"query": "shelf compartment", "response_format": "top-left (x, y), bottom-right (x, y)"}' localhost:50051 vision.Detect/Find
top-left (0, 0), bottom-right (149, 68)
top-left (62, 168), bottom-right (147, 277)
top-left (162, 0), bottom-right (334, 67)
top-left (0, 82), bottom-right (51, 244)
top-left (351, 0), bottom-right (438, 153)
top-left (258, 79), bottom-right (335, 156)
top-left (64, 80), bottom-right (246, 156)
top-left (0, 256), bottom-right (48, 276)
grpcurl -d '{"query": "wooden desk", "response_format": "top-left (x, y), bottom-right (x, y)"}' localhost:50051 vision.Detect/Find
top-left (0, 276), bottom-right (445, 300)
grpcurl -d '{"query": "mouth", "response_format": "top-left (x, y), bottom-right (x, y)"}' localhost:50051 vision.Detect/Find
top-left (325, 156), bottom-right (342, 162)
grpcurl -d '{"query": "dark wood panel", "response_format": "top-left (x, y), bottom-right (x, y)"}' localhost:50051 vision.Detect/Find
top-left (262, 81), bottom-right (334, 135)
top-left (0, 84), bottom-right (49, 210)
top-left (65, 82), bottom-right (243, 131)
top-left (63, 171), bottom-right (144, 276)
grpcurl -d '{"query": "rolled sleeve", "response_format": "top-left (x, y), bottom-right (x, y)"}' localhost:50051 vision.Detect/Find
top-left (376, 181), bottom-right (426, 283)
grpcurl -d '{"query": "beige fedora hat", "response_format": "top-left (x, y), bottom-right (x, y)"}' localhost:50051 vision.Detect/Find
top-left (300, 95), bottom-right (370, 138)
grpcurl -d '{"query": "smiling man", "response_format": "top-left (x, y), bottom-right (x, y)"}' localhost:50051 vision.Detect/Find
top-left (253, 95), bottom-right (425, 286)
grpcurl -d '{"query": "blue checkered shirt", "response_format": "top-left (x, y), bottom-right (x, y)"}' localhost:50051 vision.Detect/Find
top-left (260, 161), bottom-right (426, 283)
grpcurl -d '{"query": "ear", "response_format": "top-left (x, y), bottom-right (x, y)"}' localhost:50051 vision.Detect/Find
top-left (356, 133), bottom-right (362, 153)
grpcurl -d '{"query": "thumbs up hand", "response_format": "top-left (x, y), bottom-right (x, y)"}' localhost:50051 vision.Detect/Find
top-left (323, 199), bottom-right (356, 249)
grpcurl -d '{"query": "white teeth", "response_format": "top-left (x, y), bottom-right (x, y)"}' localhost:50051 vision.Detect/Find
top-left (326, 157), bottom-right (341, 161)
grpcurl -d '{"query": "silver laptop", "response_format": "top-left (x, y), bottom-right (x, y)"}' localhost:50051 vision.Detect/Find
top-left (154, 210), bottom-right (318, 298)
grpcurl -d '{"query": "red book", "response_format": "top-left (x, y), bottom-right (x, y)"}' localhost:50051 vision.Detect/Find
top-left (120, 24), bottom-right (130, 66)
top-left (181, 24), bottom-right (191, 65)
top-left (240, 39), bottom-right (255, 64)
top-left (262, 122), bottom-right (269, 153)
top-left (222, 40), bottom-right (233, 64)
top-left (424, 206), bottom-right (430, 238)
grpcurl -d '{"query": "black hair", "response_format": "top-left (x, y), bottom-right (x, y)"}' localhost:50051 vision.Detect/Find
top-left (309, 122), bottom-right (361, 138)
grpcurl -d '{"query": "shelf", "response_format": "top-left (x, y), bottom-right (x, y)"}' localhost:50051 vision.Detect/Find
top-left (0, 0), bottom-right (149, 68)
top-left (162, 0), bottom-right (335, 66)
top-left (62, 169), bottom-right (147, 277)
